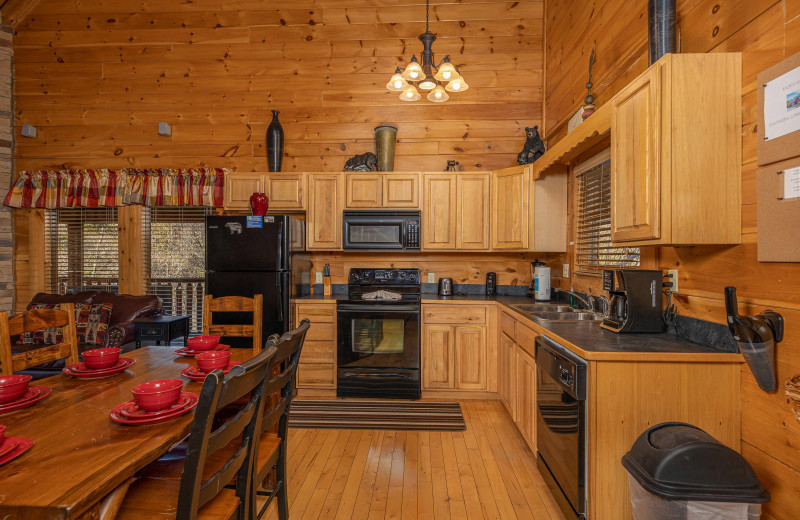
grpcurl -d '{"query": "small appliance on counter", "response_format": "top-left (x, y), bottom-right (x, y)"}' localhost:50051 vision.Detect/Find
top-left (600, 269), bottom-right (664, 333)
top-left (725, 286), bottom-right (783, 392)
top-left (486, 272), bottom-right (496, 296)
top-left (438, 277), bottom-right (453, 296)
top-left (530, 259), bottom-right (551, 301)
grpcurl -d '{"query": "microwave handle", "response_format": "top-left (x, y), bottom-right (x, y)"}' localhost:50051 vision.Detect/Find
top-left (402, 220), bottom-right (408, 247)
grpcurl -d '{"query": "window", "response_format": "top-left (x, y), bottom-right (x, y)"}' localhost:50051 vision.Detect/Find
top-left (144, 207), bottom-right (213, 334)
top-left (575, 152), bottom-right (640, 274)
top-left (45, 208), bottom-right (119, 294)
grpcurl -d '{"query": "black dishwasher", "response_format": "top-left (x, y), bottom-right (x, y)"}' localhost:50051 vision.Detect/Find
top-left (535, 335), bottom-right (588, 520)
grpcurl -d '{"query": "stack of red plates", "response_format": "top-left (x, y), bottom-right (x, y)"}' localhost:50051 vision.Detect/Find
top-left (180, 361), bottom-right (242, 381)
top-left (109, 392), bottom-right (199, 425)
top-left (0, 435), bottom-right (34, 466)
top-left (174, 344), bottom-right (230, 357)
top-left (0, 386), bottom-right (51, 415)
top-left (63, 358), bottom-right (135, 378)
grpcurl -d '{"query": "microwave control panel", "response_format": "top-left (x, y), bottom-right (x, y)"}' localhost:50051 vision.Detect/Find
top-left (406, 220), bottom-right (420, 249)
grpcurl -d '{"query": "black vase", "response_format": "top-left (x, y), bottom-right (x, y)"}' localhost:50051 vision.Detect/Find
top-left (266, 110), bottom-right (284, 172)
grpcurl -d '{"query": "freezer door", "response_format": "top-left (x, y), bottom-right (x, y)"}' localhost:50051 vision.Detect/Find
top-left (206, 215), bottom-right (288, 271)
top-left (205, 270), bottom-right (291, 342)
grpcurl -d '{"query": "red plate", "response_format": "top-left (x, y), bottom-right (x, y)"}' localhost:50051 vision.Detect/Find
top-left (63, 358), bottom-right (136, 378)
top-left (119, 393), bottom-right (195, 419)
top-left (110, 392), bottom-right (199, 426)
top-left (0, 437), bottom-right (19, 458)
top-left (180, 361), bottom-right (242, 381)
top-left (0, 437), bottom-right (34, 466)
top-left (174, 344), bottom-right (230, 357)
top-left (0, 386), bottom-right (52, 414)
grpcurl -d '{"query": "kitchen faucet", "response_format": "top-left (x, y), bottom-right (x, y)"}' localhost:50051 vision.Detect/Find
top-left (554, 288), bottom-right (595, 313)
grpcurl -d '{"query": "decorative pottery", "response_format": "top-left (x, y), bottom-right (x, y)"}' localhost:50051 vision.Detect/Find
top-left (374, 125), bottom-right (398, 171)
top-left (250, 192), bottom-right (269, 215)
top-left (266, 110), bottom-right (284, 172)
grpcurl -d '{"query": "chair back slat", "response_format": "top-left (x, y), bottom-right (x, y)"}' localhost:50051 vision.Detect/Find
top-left (262, 320), bottom-right (309, 436)
top-left (0, 304), bottom-right (79, 376)
top-left (176, 345), bottom-right (277, 518)
top-left (203, 294), bottom-right (263, 355)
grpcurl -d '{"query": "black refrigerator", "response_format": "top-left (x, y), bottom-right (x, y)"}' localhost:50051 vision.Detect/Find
top-left (205, 215), bottom-right (310, 347)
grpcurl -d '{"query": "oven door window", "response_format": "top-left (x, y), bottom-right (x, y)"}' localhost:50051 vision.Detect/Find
top-left (352, 318), bottom-right (405, 353)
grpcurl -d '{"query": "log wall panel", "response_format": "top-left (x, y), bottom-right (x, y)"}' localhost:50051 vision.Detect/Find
top-left (546, 1), bottom-right (800, 517)
top-left (14, 0), bottom-right (543, 174)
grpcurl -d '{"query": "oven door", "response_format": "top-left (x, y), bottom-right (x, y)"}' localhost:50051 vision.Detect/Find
top-left (343, 214), bottom-right (406, 251)
top-left (337, 303), bottom-right (420, 369)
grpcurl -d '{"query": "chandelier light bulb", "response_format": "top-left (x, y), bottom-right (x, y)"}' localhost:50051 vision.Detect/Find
top-left (434, 56), bottom-right (457, 82)
top-left (418, 74), bottom-right (437, 91)
top-left (400, 84), bottom-right (421, 101)
top-left (426, 84), bottom-right (449, 103)
top-left (401, 55), bottom-right (423, 81)
top-left (445, 73), bottom-right (469, 93)
top-left (386, 69), bottom-right (408, 92)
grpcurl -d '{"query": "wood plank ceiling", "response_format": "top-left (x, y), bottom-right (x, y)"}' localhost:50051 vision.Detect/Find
top-left (11, 0), bottom-right (544, 173)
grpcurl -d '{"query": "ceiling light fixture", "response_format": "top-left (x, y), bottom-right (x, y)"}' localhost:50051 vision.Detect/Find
top-left (390, 0), bottom-right (467, 103)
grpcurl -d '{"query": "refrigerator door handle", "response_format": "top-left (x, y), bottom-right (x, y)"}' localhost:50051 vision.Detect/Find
top-left (277, 230), bottom-right (283, 271)
top-left (276, 275), bottom-right (284, 323)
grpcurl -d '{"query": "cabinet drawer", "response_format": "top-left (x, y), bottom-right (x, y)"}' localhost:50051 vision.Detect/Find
top-left (500, 311), bottom-right (516, 339)
top-left (296, 304), bottom-right (335, 323)
top-left (305, 323), bottom-right (335, 342)
top-left (516, 321), bottom-right (537, 358)
top-left (300, 341), bottom-right (335, 364)
top-left (423, 305), bottom-right (486, 325)
top-left (297, 363), bottom-right (335, 388)
top-left (137, 326), bottom-right (166, 338)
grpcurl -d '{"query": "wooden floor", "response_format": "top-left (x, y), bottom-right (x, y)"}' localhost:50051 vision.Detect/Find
top-left (262, 399), bottom-right (566, 520)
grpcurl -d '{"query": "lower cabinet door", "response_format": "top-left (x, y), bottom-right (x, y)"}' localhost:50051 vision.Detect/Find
top-left (422, 325), bottom-right (455, 389)
top-left (455, 326), bottom-right (487, 390)
top-left (499, 332), bottom-right (516, 418)
top-left (515, 347), bottom-right (537, 451)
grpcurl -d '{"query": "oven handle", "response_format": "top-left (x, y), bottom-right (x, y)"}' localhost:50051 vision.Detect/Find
top-left (337, 303), bottom-right (420, 313)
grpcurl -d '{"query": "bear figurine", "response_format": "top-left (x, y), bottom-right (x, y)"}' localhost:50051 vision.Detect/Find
top-left (516, 126), bottom-right (546, 165)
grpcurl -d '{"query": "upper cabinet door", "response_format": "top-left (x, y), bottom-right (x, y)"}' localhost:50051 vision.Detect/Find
top-left (307, 174), bottom-right (342, 250)
top-left (224, 173), bottom-right (267, 210)
top-left (491, 166), bottom-right (529, 250)
top-left (422, 174), bottom-right (457, 250)
top-left (267, 174), bottom-right (305, 211)
top-left (383, 173), bottom-right (420, 208)
top-left (345, 174), bottom-right (382, 208)
top-left (611, 64), bottom-right (662, 242)
top-left (457, 173), bottom-right (490, 250)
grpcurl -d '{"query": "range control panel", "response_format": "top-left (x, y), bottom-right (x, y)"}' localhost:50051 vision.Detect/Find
top-left (349, 268), bottom-right (420, 286)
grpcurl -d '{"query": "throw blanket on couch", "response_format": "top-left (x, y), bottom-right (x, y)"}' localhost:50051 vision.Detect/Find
top-left (18, 303), bottom-right (113, 347)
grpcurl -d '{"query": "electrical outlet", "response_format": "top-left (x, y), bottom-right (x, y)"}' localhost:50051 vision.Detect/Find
top-left (562, 263), bottom-right (570, 278)
top-left (667, 269), bottom-right (679, 293)
top-left (315, 272), bottom-right (323, 284)
top-left (427, 273), bottom-right (435, 283)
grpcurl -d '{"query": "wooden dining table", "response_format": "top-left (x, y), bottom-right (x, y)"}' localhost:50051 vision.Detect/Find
top-left (0, 345), bottom-right (254, 520)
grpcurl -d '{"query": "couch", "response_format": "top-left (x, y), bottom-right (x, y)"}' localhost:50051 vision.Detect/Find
top-left (13, 291), bottom-right (163, 378)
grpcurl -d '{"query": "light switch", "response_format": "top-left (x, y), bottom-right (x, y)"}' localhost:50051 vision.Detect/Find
top-left (427, 273), bottom-right (435, 283)
top-left (315, 272), bottom-right (323, 283)
top-left (562, 264), bottom-right (570, 278)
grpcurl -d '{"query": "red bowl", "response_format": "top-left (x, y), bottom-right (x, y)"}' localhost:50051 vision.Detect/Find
top-left (82, 347), bottom-right (122, 369)
top-left (195, 351), bottom-right (231, 373)
top-left (187, 335), bottom-right (220, 352)
top-left (0, 375), bottom-right (32, 404)
top-left (131, 379), bottom-right (184, 412)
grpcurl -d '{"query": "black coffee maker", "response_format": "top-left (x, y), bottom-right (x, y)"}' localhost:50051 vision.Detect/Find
top-left (600, 269), bottom-right (664, 333)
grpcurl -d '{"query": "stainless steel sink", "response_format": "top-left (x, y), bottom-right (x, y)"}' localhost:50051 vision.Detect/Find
top-left (530, 311), bottom-right (601, 322)
top-left (512, 304), bottom-right (578, 313)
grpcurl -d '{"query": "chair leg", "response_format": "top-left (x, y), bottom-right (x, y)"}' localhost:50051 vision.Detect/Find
top-left (276, 447), bottom-right (288, 520)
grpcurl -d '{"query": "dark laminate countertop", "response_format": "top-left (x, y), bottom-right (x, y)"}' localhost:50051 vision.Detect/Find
top-left (294, 293), bottom-right (743, 362)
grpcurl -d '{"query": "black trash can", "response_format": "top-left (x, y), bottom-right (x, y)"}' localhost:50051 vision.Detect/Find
top-left (622, 422), bottom-right (770, 519)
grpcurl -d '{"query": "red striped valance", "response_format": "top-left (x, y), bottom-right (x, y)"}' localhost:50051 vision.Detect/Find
top-left (3, 168), bottom-right (227, 209)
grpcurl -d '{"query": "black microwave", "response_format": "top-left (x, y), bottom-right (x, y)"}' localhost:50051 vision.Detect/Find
top-left (342, 210), bottom-right (421, 252)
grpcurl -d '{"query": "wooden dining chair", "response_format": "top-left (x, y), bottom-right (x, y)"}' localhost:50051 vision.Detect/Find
top-left (117, 344), bottom-right (277, 520)
top-left (0, 303), bottom-right (79, 375)
top-left (203, 294), bottom-right (263, 355)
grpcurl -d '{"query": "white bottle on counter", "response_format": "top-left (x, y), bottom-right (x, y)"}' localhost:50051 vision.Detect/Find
top-left (534, 266), bottom-right (551, 301)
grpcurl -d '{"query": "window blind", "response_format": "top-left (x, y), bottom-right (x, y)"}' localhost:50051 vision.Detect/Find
top-left (575, 159), bottom-right (640, 274)
top-left (45, 208), bottom-right (120, 294)
top-left (143, 207), bottom-right (213, 335)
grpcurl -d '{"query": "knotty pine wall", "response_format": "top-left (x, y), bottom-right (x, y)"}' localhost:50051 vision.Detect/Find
top-left (544, 1), bottom-right (800, 518)
top-left (9, 0), bottom-right (551, 296)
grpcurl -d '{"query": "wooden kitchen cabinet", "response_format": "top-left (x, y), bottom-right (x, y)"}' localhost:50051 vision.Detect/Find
top-left (224, 172), bottom-right (267, 210)
top-left (307, 174), bottom-right (343, 250)
top-left (498, 331), bottom-right (516, 417)
top-left (345, 173), bottom-right (382, 208)
top-left (422, 325), bottom-right (455, 389)
top-left (295, 302), bottom-right (336, 391)
top-left (267, 173), bottom-right (305, 211)
top-left (515, 346), bottom-right (537, 452)
top-left (611, 53), bottom-right (742, 245)
top-left (491, 165), bottom-right (567, 252)
top-left (383, 174), bottom-right (419, 207)
top-left (422, 304), bottom-right (490, 391)
top-left (422, 173), bottom-right (490, 251)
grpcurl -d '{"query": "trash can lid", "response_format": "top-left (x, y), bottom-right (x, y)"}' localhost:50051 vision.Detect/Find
top-left (621, 422), bottom-right (770, 503)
